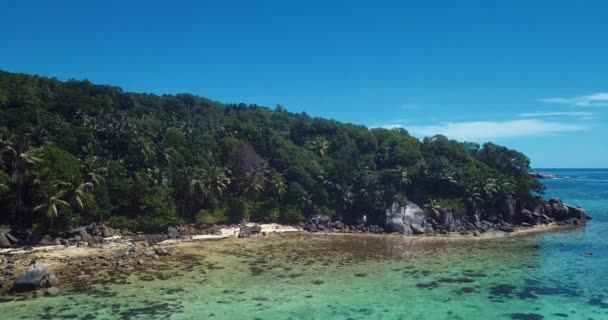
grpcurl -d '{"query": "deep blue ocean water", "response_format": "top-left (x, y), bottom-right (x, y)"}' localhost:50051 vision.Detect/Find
top-left (0, 169), bottom-right (606, 319)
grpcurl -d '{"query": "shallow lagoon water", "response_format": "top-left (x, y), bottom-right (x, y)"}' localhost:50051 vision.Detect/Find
top-left (1, 169), bottom-right (607, 320)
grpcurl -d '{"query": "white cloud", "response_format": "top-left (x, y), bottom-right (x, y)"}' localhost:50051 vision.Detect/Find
top-left (541, 92), bottom-right (608, 107)
top-left (393, 119), bottom-right (587, 141)
top-left (517, 111), bottom-right (597, 120)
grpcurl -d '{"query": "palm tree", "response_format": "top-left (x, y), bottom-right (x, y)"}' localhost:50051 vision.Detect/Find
top-left (310, 137), bottom-right (330, 157)
top-left (268, 171), bottom-right (287, 199)
top-left (463, 185), bottom-right (483, 208)
top-left (205, 166), bottom-right (231, 197)
top-left (177, 167), bottom-right (207, 218)
top-left (1, 141), bottom-right (42, 221)
top-left (34, 188), bottom-right (70, 225)
top-left (129, 136), bottom-right (154, 165)
top-left (298, 191), bottom-right (313, 209)
top-left (479, 178), bottom-right (498, 200)
top-left (71, 182), bottom-right (95, 210)
top-left (442, 170), bottom-right (458, 186)
top-left (334, 184), bottom-right (354, 211)
top-left (243, 170), bottom-right (265, 199)
top-left (54, 181), bottom-right (96, 210)
top-left (394, 166), bottom-right (411, 191)
top-left (424, 199), bottom-right (442, 218)
top-left (496, 179), bottom-right (514, 199)
top-left (82, 155), bottom-right (107, 187)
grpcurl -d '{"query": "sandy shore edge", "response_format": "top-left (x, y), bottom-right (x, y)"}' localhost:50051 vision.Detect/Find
top-left (0, 222), bottom-right (579, 262)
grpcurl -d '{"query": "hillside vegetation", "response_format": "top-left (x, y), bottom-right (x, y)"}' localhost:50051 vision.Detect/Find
top-left (0, 70), bottom-right (544, 233)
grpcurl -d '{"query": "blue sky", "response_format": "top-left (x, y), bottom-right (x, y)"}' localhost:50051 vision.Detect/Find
top-left (1, 0), bottom-right (607, 168)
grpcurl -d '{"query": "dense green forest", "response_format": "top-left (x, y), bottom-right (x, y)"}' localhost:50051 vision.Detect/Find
top-left (0, 70), bottom-right (544, 233)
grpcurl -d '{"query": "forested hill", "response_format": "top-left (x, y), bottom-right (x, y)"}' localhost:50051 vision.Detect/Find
top-left (0, 70), bottom-right (544, 233)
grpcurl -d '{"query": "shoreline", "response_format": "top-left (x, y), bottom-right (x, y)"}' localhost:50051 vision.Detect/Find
top-left (0, 222), bottom-right (585, 297)
top-left (0, 221), bottom-right (580, 258)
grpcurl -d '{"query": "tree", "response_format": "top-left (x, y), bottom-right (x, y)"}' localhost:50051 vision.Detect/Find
top-left (57, 181), bottom-right (95, 210)
top-left (0, 70), bottom-right (547, 232)
top-left (268, 170), bottom-right (287, 200)
top-left (393, 166), bottom-right (411, 191)
top-left (310, 136), bottom-right (330, 157)
top-left (242, 170), bottom-right (266, 200)
top-left (424, 199), bottom-right (442, 218)
top-left (34, 188), bottom-right (70, 225)
top-left (205, 166), bottom-right (231, 197)
top-left (1, 140), bottom-right (42, 221)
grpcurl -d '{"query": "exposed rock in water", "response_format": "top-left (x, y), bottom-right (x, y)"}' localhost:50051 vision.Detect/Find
top-left (385, 202), bottom-right (426, 234)
top-left (238, 225), bottom-right (262, 238)
top-left (46, 286), bottom-right (60, 296)
top-left (12, 263), bottom-right (59, 292)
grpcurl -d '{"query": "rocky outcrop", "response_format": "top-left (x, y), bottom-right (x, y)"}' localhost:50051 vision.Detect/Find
top-left (69, 226), bottom-right (92, 243)
top-left (385, 202), bottom-right (427, 234)
top-left (0, 226), bottom-right (18, 248)
top-left (529, 172), bottom-right (559, 179)
top-left (539, 198), bottom-right (589, 223)
top-left (12, 263), bottom-right (59, 292)
top-left (303, 215), bottom-right (332, 232)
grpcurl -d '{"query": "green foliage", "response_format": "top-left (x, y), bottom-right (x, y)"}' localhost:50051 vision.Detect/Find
top-left (434, 198), bottom-right (466, 216)
top-left (0, 70), bottom-right (545, 232)
top-left (226, 198), bottom-right (251, 223)
top-left (38, 145), bottom-right (82, 186)
top-left (195, 207), bottom-right (229, 225)
top-left (280, 206), bottom-right (305, 224)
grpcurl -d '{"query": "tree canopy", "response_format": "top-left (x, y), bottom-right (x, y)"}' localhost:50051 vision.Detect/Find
top-left (0, 70), bottom-right (544, 232)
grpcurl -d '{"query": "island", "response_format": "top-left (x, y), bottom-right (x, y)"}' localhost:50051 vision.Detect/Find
top-left (0, 70), bottom-right (590, 296)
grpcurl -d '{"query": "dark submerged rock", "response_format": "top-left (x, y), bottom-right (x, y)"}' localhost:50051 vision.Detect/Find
top-left (12, 263), bottom-right (59, 292)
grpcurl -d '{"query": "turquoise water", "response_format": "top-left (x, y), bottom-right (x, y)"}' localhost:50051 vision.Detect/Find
top-left (1, 169), bottom-right (607, 319)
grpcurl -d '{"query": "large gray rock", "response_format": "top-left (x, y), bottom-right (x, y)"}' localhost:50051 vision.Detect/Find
top-left (69, 227), bottom-right (92, 242)
top-left (12, 263), bottom-right (59, 292)
top-left (38, 235), bottom-right (61, 246)
top-left (385, 202), bottom-right (426, 234)
top-left (167, 226), bottom-right (180, 239)
top-left (238, 225), bottom-right (263, 238)
top-left (410, 224), bottom-right (425, 235)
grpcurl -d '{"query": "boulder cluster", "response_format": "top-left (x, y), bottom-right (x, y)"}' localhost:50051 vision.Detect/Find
top-left (303, 215), bottom-right (384, 234)
top-left (302, 198), bottom-right (590, 236)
